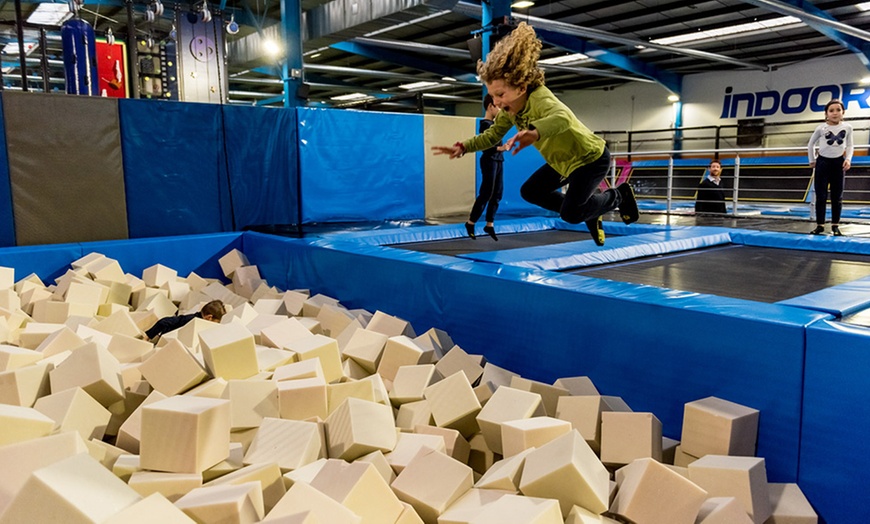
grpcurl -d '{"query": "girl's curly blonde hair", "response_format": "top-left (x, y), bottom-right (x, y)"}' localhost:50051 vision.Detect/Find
top-left (477, 22), bottom-right (545, 89)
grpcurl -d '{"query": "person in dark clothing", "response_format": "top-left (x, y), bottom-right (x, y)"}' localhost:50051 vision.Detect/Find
top-left (144, 299), bottom-right (226, 341)
top-left (465, 94), bottom-right (505, 241)
top-left (695, 159), bottom-right (727, 214)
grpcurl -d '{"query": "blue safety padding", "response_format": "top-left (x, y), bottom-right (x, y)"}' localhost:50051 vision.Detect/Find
top-left (222, 105), bottom-right (298, 230)
top-left (731, 229), bottom-right (870, 255)
top-left (318, 217), bottom-right (561, 246)
top-left (82, 233), bottom-right (243, 280)
top-left (119, 99), bottom-right (233, 238)
top-left (777, 275), bottom-right (870, 317)
top-left (0, 233), bottom-right (244, 283)
top-left (801, 320), bottom-right (870, 522)
top-left (297, 108), bottom-right (424, 223)
top-left (0, 96), bottom-right (14, 247)
top-left (462, 229), bottom-right (733, 270)
top-left (0, 242), bottom-right (84, 282)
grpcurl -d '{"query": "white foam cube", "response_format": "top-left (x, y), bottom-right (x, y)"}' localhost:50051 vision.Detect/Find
top-left (553, 376), bottom-right (599, 396)
top-left (310, 459), bottom-right (404, 524)
top-left (48, 341), bottom-right (125, 407)
top-left (395, 400), bottom-right (433, 431)
top-left (33, 387), bottom-right (112, 441)
top-left (423, 371), bottom-right (481, 438)
top-left (610, 457), bottom-right (708, 524)
top-left (386, 432), bottom-right (446, 475)
top-left (0, 361), bottom-right (51, 407)
top-left (766, 483), bottom-right (818, 523)
top-left (127, 471), bottom-right (203, 502)
top-left (697, 496), bottom-right (754, 524)
top-left (92, 310), bottom-right (142, 338)
top-left (342, 328), bottom-right (389, 374)
top-left (390, 448), bottom-right (473, 524)
top-left (286, 334), bottom-right (343, 384)
top-left (302, 293), bottom-right (340, 318)
top-left (102, 493), bottom-right (196, 523)
top-left (324, 397), bottom-right (397, 461)
top-left (265, 481), bottom-right (361, 523)
top-left (519, 430), bottom-right (610, 516)
top-left (466, 494), bottom-right (562, 524)
top-left (260, 317), bottom-right (316, 349)
top-left (682, 397), bottom-right (760, 458)
top-left (366, 311), bottom-right (415, 338)
top-left (315, 304), bottom-right (356, 338)
top-left (434, 345), bottom-right (483, 386)
top-left (273, 359), bottom-right (323, 382)
top-left (19, 322), bottom-right (65, 349)
top-left (106, 333), bottom-right (153, 364)
top-left (474, 447), bottom-right (535, 491)
top-left (175, 481), bottom-right (264, 523)
top-left (476, 386), bottom-right (545, 455)
top-left (277, 377), bottom-right (328, 421)
top-left (688, 454), bottom-right (771, 524)
top-left (327, 379), bottom-right (377, 414)
top-left (501, 416), bottom-right (572, 458)
top-left (223, 379), bottom-right (280, 429)
top-left (142, 263), bottom-right (178, 288)
top-left (205, 462), bottom-right (286, 514)
top-left (243, 417), bottom-right (323, 472)
top-left (0, 344), bottom-right (42, 371)
top-left (391, 364), bottom-right (440, 406)
top-left (414, 425), bottom-right (470, 464)
top-left (198, 322), bottom-right (259, 380)
top-left (282, 290), bottom-right (309, 317)
top-left (600, 411), bottom-right (663, 466)
top-left (140, 395), bottom-right (231, 474)
top-left (115, 390), bottom-right (168, 454)
top-left (509, 376), bottom-right (570, 418)
top-left (219, 249), bottom-right (251, 278)
top-left (138, 339), bottom-right (208, 395)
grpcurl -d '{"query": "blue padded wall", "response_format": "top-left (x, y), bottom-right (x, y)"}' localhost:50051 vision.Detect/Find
top-left (222, 105), bottom-right (298, 230)
top-left (801, 320), bottom-right (870, 523)
top-left (0, 96), bottom-right (14, 247)
top-left (297, 108), bottom-right (424, 222)
top-left (119, 99), bottom-right (233, 238)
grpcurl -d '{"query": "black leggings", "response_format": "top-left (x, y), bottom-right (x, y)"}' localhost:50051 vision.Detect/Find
top-left (469, 157), bottom-right (503, 223)
top-left (519, 148), bottom-right (618, 224)
top-left (814, 156), bottom-right (845, 225)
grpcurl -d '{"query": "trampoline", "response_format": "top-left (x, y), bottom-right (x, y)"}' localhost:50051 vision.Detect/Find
top-left (393, 229), bottom-right (594, 256)
top-left (569, 244), bottom-right (870, 303)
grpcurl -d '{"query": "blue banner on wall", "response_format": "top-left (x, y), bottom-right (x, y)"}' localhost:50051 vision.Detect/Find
top-left (0, 96), bottom-right (14, 247)
top-left (119, 99), bottom-right (233, 238)
top-left (297, 107), bottom-right (425, 223)
top-left (222, 105), bottom-right (298, 230)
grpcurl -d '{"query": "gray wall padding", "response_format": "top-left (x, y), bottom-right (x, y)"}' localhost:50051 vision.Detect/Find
top-left (3, 91), bottom-right (128, 245)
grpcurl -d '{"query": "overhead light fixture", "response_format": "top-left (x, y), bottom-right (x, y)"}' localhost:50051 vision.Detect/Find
top-left (539, 52), bottom-right (589, 65)
top-left (27, 3), bottom-right (73, 26)
top-left (399, 81), bottom-right (440, 90)
top-left (857, 2), bottom-right (870, 11)
top-left (651, 16), bottom-right (801, 46)
top-left (441, 76), bottom-right (456, 82)
top-left (262, 38), bottom-right (282, 57)
top-left (668, 94), bottom-right (680, 102)
top-left (511, 1), bottom-right (534, 8)
top-left (861, 77), bottom-right (870, 85)
top-left (309, 53), bottom-right (321, 59)
top-left (330, 93), bottom-right (370, 101)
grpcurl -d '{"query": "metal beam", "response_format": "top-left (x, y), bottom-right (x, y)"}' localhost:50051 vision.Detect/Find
top-left (329, 40), bottom-right (478, 82)
top-left (740, 0), bottom-right (870, 67)
top-left (453, 1), bottom-right (766, 71)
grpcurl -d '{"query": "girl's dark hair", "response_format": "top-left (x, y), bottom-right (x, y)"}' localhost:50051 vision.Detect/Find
top-left (825, 99), bottom-right (845, 113)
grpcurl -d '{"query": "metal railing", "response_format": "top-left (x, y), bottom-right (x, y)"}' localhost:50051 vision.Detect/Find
top-left (608, 145), bottom-right (870, 223)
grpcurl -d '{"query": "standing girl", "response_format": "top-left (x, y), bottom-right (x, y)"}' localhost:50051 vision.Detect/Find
top-left (432, 22), bottom-right (638, 246)
top-left (808, 99), bottom-right (853, 236)
top-left (465, 94), bottom-right (504, 241)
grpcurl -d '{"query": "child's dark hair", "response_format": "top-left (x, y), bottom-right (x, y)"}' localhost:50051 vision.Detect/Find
top-left (201, 300), bottom-right (226, 321)
top-left (709, 159), bottom-right (721, 167)
top-left (483, 94), bottom-right (494, 110)
top-left (825, 99), bottom-right (844, 113)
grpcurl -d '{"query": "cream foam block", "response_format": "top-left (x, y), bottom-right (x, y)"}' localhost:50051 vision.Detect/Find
top-left (310, 459), bottom-right (404, 524)
top-left (33, 387), bottom-right (112, 441)
top-left (48, 341), bottom-right (125, 407)
top-left (681, 396), bottom-right (760, 458)
top-left (366, 311), bottom-right (415, 338)
top-left (696, 497), bottom-right (754, 524)
top-left (423, 371), bottom-right (481, 438)
top-left (174, 481), bottom-right (264, 523)
top-left (142, 263), bottom-right (178, 288)
top-left (259, 317), bottom-right (316, 350)
top-left (600, 412), bottom-right (663, 466)
top-left (476, 386), bottom-right (545, 455)
top-left (386, 433), bottom-right (446, 475)
top-left (218, 249), bottom-right (251, 278)
top-left (102, 493), bottom-right (196, 524)
top-left (243, 417), bottom-right (323, 472)
top-left (223, 379), bottom-right (279, 430)
top-left (115, 390), bottom-right (168, 454)
top-left (265, 481), bottom-right (361, 523)
top-left (277, 377), bottom-right (328, 421)
top-left (198, 322), bottom-right (259, 380)
top-left (766, 483), bottom-right (818, 523)
top-left (464, 494), bottom-right (562, 524)
top-left (138, 339), bottom-right (208, 396)
top-left (316, 304), bottom-right (356, 338)
top-left (140, 395), bottom-right (231, 474)
top-left (509, 376), bottom-right (569, 418)
top-left (0, 453), bottom-right (141, 524)
top-left (377, 336), bottom-right (432, 383)
top-left (0, 403), bottom-right (56, 446)
top-left (342, 329), bottom-right (389, 374)
top-left (564, 505), bottom-right (621, 524)
top-left (433, 345), bottom-right (483, 387)
top-left (501, 416), bottom-right (572, 458)
top-left (0, 344), bottom-right (42, 371)
top-left (390, 364), bottom-right (440, 407)
top-left (474, 447), bottom-right (535, 491)
top-left (286, 334), bottom-right (344, 384)
top-left (126, 471), bottom-right (203, 502)
top-left (390, 448), bottom-right (473, 524)
top-left (610, 457), bottom-right (707, 524)
top-left (414, 425), bottom-right (470, 464)
top-left (0, 361), bottom-right (51, 407)
top-left (272, 358), bottom-right (324, 382)
top-left (205, 462), bottom-right (286, 514)
top-left (395, 400), bottom-right (432, 431)
top-left (0, 431), bottom-right (87, 516)
top-left (519, 430), bottom-right (610, 517)
top-left (324, 397), bottom-right (397, 461)
top-left (687, 454), bottom-right (771, 524)
top-left (327, 379), bottom-right (377, 415)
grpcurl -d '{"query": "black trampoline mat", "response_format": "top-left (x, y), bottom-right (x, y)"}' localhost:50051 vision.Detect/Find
top-left (570, 244), bottom-right (870, 303)
top-left (392, 229), bottom-right (595, 256)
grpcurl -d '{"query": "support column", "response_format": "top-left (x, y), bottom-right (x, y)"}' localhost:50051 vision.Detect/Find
top-left (280, 0), bottom-right (304, 107)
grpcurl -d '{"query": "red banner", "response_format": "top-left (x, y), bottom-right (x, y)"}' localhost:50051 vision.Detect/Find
top-left (95, 40), bottom-right (128, 98)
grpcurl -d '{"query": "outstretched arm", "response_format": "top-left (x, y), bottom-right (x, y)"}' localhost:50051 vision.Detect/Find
top-left (500, 129), bottom-right (539, 155)
top-left (431, 143), bottom-right (466, 159)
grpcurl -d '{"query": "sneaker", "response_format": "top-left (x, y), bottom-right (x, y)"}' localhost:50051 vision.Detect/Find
top-left (832, 226), bottom-right (843, 236)
top-left (585, 216), bottom-right (605, 246)
top-left (615, 183), bottom-right (639, 224)
top-left (464, 223), bottom-right (476, 239)
top-left (810, 225), bottom-right (824, 235)
top-left (483, 225), bottom-right (498, 241)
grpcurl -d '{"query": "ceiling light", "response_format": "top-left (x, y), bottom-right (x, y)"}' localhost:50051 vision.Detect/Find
top-left (857, 2), bottom-right (870, 11)
top-left (399, 81), bottom-right (440, 90)
top-left (861, 77), bottom-right (870, 85)
top-left (668, 94), bottom-right (680, 102)
top-left (650, 16), bottom-right (801, 46)
top-left (262, 38), bottom-right (282, 57)
top-left (27, 3), bottom-right (73, 26)
top-left (330, 93), bottom-right (370, 101)
top-left (511, 1), bottom-right (535, 8)
top-left (309, 53), bottom-right (321, 59)
top-left (441, 76), bottom-right (456, 82)
top-left (539, 52), bottom-right (589, 65)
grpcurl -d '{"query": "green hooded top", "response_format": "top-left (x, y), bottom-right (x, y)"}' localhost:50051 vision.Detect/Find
top-left (461, 85), bottom-right (605, 178)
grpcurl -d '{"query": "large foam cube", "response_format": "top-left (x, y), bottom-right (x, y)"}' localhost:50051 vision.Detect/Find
top-left (205, 462), bottom-right (286, 514)
top-left (386, 433), bottom-right (446, 474)
top-left (286, 334), bottom-right (343, 384)
top-left (0, 453), bottom-right (141, 524)
top-left (174, 482), bottom-right (264, 523)
top-left (687, 454), bottom-right (771, 524)
top-left (102, 493), bottom-right (196, 523)
top-left (600, 411), bottom-right (663, 466)
top-left (391, 364), bottom-right (439, 406)
top-left (423, 371), bottom-right (481, 438)
top-left (48, 341), bottom-right (125, 407)
top-left (310, 459), bottom-right (404, 524)
top-left (0, 361), bottom-right (51, 407)
top-left (243, 417), bottom-right (323, 472)
top-left (610, 457), bottom-right (708, 524)
top-left (476, 386), bottom-right (545, 455)
top-left (198, 322), bottom-right (259, 380)
top-left (324, 398), bottom-right (397, 461)
top-left (766, 483), bottom-right (818, 523)
top-left (342, 329), bottom-right (389, 374)
top-left (140, 395), bottom-right (231, 474)
top-left (556, 394), bottom-right (622, 454)
top-left (519, 430), bottom-right (610, 517)
top-left (501, 416), bottom-right (572, 458)
top-left (390, 448), bottom-right (473, 524)
top-left (474, 447), bottom-right (535, 491)
top-left (138, 339), bottom-right (208, 395)
top-left (433, 345), bottom-right (483, 386)
top-left (376, 336), bottom-right (431, 383)
top-left (696, 497), bottom-right (754, 524)
top-left (265, 481), bottom-right (361, 523)
top-left (33, 387), bottom-right (112, 441)
top-left (277, 377), bottom-right (328, 420)
top-left (223, 379), bottom-right (279, 429)
top-left (0, 404), bottom-right (56, 446)
top-left (127, 471), bottom-right (203, 502)
top-left (681, 397), bottom-right (759, 458)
